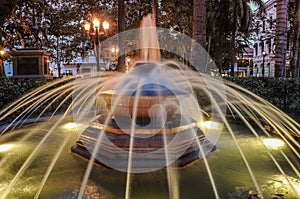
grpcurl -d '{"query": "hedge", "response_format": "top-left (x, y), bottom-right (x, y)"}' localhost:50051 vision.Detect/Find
top-left (0, 78), bottom-right (73, 124)
top-left (0, 78), bottom-right (49, 110)
top-left (0, 77), bottom-right (299, 123)
top-left (224, 77), bottom-right (300, 113)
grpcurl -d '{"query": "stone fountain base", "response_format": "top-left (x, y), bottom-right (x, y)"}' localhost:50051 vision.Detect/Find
top-left (71, 114), bottom-right (216, 170)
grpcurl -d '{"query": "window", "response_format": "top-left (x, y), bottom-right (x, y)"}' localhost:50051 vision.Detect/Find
top-left (254, 43), bottom-right (258, 56)
top-left (269, 16), bottom-right (273, 28)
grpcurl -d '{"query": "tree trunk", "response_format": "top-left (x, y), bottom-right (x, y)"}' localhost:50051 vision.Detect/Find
top-left (292, 0), bottom-right (300, 78)
top-left (152, 0), bottom-right (158, 26)
top-left (191, 0), bottom-right (206, 72)
top-left (192, 0), bottom-right (206, 48)
top-left (117, 0), bottom-right (126, 72)
top-left (275, 0), bottom-right (289, 78)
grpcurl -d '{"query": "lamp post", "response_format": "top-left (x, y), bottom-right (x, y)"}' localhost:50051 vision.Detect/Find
top-left (262, 51), bottom-right (267, 77)
top-left (0, 49), bottom-right (6, 77)
top-left (84, 19), bottom-right (109, 72)
top-left (236, 56), bottom-right (240, 77)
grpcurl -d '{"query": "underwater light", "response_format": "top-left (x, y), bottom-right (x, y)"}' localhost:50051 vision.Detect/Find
top-left (63, 123), bottom-right (78, 129)
top-left (199, 121), bottom-right (219, 130)
top-left (263, 138), bottom-right (285, 148)
top-left (0, 144), bottom-right (14, 152)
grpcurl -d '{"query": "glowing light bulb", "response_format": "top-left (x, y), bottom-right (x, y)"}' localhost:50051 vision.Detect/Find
top-left (103, 20), bottom-right (109, 30)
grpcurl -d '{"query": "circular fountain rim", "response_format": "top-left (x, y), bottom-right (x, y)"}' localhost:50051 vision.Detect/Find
top-left (100, 88), bottom-right (188, 97)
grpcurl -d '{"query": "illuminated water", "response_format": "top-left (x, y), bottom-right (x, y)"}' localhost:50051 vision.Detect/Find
top-left (0, 116), bottom-right (298, 198)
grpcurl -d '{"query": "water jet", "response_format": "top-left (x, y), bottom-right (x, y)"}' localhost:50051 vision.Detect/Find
top-left (71, 62), bottom-right (216, 171)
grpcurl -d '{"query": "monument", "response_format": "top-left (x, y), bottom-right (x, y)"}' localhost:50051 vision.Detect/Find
top-left (11, 48), bottom-right (52, 79)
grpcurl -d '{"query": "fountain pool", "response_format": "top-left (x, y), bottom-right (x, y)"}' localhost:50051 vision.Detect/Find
top-left (0, 116), bottom-right (298, 198)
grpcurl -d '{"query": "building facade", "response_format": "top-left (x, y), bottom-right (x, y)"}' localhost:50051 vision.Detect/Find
top-left (253, 0), bottom-right (277, 77)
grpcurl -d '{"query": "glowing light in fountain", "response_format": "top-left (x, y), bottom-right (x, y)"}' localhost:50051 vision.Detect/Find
top-left (263, 138), bottom-right (285, 148)
top-left (63, 122), bottom-right (78, 129)
top-left (0, 144), bottom-right (14, 152)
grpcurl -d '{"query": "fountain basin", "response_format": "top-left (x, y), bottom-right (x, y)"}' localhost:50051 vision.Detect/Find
top-left (100, 83), bottom-right (189, 118)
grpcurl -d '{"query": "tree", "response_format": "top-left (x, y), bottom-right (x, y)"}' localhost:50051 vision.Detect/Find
top-left (275, 0), bottom-right (289, 78)
top-left (205, 0), bottom-right (263, 75)
top-left (291, 0), bottom-right (300, 78)
top-left (226, 0), bottom-right (264, 76)
top-left (190, 0), bottom-right (207, 72)
top-left (159, 0), bottom-right (193, 36)
top-left (192, 0), bottom-right (206, 48)
top-left (117, 0), bottom-right (126, 72)
top-left (152, 0), bottom-right (158, 26)
top-left (0, 0), bottom-right (18, 77)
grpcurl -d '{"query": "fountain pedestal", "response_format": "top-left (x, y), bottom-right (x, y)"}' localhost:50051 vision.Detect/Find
top-left (71, 114), bottom-right (215, 169)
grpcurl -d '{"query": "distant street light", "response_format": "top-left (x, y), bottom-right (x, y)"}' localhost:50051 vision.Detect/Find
top-left (262, 51), bottom-right (267, 77)
top-left (111, 46), bottom-right (119, 61)
top-left (0, 49), bottom-right (6, 77)
top-left (236, 56), bottom-right (240, 77)
top-left (84, 18), bottom-right (109, 72)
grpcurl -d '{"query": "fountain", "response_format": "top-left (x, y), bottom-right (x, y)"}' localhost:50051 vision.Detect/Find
top-left (71, 15), bottom-right (216, 171)
top-left (71, 61), bottom-right (216, 171)
top-left (0, 14), bottom-right (299, 198)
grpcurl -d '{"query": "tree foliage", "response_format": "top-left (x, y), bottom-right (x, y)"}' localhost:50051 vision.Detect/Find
top-left (0, 0), bottom-right (266, 75)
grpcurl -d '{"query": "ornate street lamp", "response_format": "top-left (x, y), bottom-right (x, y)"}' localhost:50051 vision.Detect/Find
top-left (262, 51), bottom-right (267, 77)
top-left (84, 19), bottom-right (109, 72)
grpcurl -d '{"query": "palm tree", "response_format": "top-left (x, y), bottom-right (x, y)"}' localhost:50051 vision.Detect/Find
top-left (190, 0), bottom-right (207, 72)
top-left (192, 0), bottom-right (206, 48)
top-left (227, 0), bottom-right (264, 76)
top-left (292, 0), bottom-right (300, 78)
top-left (117, 0), bottom-right (126, 72)
top-left (152, 0), bottom-right (158, 26)
top-left (275, 0), bottom-right (289, 78)
top-left (192, 0), bottom-right (263, 74)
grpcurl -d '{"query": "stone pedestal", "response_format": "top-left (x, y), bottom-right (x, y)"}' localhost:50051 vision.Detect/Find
top-left (11, 48), bottom-right (52, 79)
top-left (71, 114), bottom-right (216, 170)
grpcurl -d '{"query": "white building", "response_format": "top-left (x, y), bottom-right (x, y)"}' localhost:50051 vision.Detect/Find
top-left (253, 0), bottom-right (277, 77)
top-left (50, 46), bottom-right (119, 77)
top-left (3, 60), bottom-right (13, 77)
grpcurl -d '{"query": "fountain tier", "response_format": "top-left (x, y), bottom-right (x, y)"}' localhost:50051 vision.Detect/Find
top-left (71, 62), bottom-right (216, 170)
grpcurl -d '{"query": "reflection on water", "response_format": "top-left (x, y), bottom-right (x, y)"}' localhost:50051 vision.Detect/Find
top-left (0, 117), bottom-right (298, 198)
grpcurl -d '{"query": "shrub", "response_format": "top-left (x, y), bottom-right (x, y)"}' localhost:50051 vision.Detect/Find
top-left (224, 77), bottom-right (300, 112)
